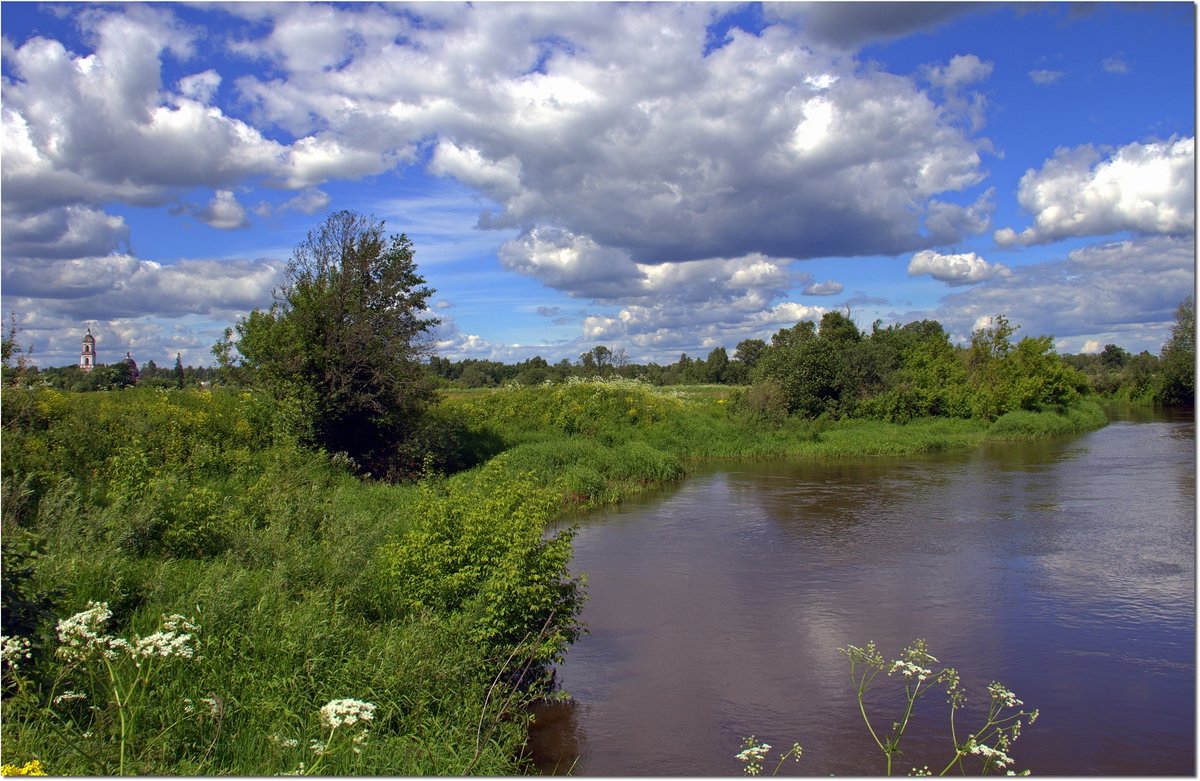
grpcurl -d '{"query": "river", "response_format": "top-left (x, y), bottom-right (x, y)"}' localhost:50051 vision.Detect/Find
top-left (528, 412), bottom-right (1195, 776)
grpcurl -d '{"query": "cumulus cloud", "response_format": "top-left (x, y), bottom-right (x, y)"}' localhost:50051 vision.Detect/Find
top-left (804, 280), bottom-right (844, 296)
top-left (221, 4), bottom-right (992, 268)
top-left (995, 137), bottom-right (1194, 245)
top-left (927, 234), bottom-right (1194, 352)
top-left (1, 256), bottom-right (283, 320)
top-left (198, 190), bottom-right (250, 229)
top-left (2, 206), bottom-right (131, 259)
top-left (908, 250), bottom-right (1011, 286)
top-left (1, 11), bottom-right (286, 213)
top-left (498, 227), bottom-right (645, 300)
top-left (5, 3), bottom-right (997, 347)
top-left (924, 54), bottom-right (993, 92)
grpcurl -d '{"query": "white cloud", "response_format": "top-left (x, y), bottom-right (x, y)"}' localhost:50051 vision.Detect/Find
top-left (908, 250), bottom-right (1011, 286)
top-left (803, 280), bottom-right (844, 296)
top-left (2, 206), bottom-right (130, 259)
top-left (1, 15), bottom-right (286, 213)
top-left (2, 255), bottom-right (283, 321)
top-left (1102, 56), bottom-right (1130, 75)
top-left (279, 187), bottom-right (331, 215)
top-left (1029, 69), bottom-right (1064, 85)
top-left (995, 137), bottom-right (1194, 245)
top-left (177, 69), bottom-right (222, 103)
top-left (223, 5), bottom-right (992, 266)
top-left (924, 54), bottom-right (993, 92)
top-left (928, 234), bottom-right (1194, 353)
top-left (498, 227), bottom-right (645, 300)
top-left (199, 190), bottom-right (249, 230)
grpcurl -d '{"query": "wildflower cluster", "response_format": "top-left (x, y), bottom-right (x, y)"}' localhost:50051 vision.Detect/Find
top-left (1, 635), bottom-right (33, 671)
top-left (986, 682), bottom-right (1022, 709)
top-left (319, 698), bottom-right (376, 730)
top-left (55, 602), bottom-right (200, 663)
top-left (735, 736), bottom-right (802, 776)
top-left (282, 697), bottom-right (379, 774)
top-left (889, 640), bottom-right (939, 683)
top-left (836, 639), bottom-right (1039, 776)
top-left (966, 739), bottom-right (1013, 769)
top-left (0, 760), bottom-right (47, 777)
top-left (735, 737), bottom-right (771, 776)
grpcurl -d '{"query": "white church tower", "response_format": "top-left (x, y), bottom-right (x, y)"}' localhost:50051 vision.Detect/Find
top-left (80, 328), bottom-right (96, 372)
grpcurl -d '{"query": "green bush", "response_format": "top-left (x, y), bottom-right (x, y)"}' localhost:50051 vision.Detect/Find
top-left (382, 458), bottom-right (583, 664)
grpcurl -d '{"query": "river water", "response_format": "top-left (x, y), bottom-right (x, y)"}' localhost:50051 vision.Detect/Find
top-left (528, 412), bottom-right (1195, 776)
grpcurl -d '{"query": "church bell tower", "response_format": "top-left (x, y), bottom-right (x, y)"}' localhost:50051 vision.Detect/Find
top-left (80, 328), bottom-right (96, 372)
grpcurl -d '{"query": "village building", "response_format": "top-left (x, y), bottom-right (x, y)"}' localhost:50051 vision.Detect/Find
top-left (79, 328), bottom-right (140, 383)
top-left (122, 352), bottom-right (140, 383)
top-left (80, 328), bottom-right (96, 372)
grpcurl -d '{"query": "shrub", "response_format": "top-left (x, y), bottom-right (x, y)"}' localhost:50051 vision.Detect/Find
top-left (382, 459), bottom-right (584, 664)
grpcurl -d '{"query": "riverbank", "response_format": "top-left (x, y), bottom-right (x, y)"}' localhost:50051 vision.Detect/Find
top-left (437, 378), bottom-right (1109, 509)
top-left (0, 381), bottom-right (1108, 774)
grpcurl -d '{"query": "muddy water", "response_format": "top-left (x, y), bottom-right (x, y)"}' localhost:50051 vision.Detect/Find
top-left (529, 413), bottom-right (1195, 775)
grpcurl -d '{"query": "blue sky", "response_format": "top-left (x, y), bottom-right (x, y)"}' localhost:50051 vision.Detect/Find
top-left (2, 2), bottom-right (1194, 368)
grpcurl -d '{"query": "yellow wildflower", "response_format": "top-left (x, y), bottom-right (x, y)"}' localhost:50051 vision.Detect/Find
top-left (2, 759), bottom-right (48, 776)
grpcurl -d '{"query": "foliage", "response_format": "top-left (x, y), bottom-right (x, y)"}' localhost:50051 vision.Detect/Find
top-left (383, 460), bottom-right (584, 664)
top-left (986, 399), bottom-right (1108, 440)
top-left (737, 641), bottom-right (1038, 776)
top-left (841, 640), bottom-right (1037, 775)
top-left (230, 211), bottom-right (439, 478)
top-left (0, 385), bottom-right (571, 775)
top-left (1158, 296), bottom-right (1195, 406)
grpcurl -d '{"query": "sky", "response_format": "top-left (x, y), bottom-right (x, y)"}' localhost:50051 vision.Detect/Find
top-left (1, 1), bottom-right (1195, 369)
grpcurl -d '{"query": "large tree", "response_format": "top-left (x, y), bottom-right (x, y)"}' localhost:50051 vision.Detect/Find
top-left (232, 211), bottom-right (439, 476)
top-left (1159, 296), bottom-right (1195, 406)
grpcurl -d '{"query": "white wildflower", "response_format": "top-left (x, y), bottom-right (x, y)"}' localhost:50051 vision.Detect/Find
top-left (735, 738), bottom-right (772, 776)
top-left (132, 614), bottom-right (198, 659)
top-left (269, 734), bottom-right (300, 749)
top-left (309, 739), bottom-right (327, 756)
top-left (56, 601), bottom-right (113, 658)
top-left (319, 698), bottom-right (376, 730)
top-left (987, 682), bottom-right (1023, 708)
top-left (968, 741), bottom-right (1013, 768)
top-left (889, 659), bottom-right (932, 680)
top-left (53, 690), bottom-right (87, 705)
top-left (1, 635), bottom-right (33, 670)
top-left (200, 695), bottom-right (222, 718)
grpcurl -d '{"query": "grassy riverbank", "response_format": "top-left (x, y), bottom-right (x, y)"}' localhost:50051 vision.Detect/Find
top-left (1, 381), bottom-right (1106, 774)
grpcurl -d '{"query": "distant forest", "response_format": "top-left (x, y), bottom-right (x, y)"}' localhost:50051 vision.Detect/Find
top-left (8, 300), bottom-right (1193, 412)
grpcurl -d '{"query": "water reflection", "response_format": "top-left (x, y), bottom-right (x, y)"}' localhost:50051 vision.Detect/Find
top-left (531, 416), bottom-right (1195, 776)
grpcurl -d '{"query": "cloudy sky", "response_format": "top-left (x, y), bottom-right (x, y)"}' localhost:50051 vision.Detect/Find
top-left (2, 2), bottom-right (1194, 368)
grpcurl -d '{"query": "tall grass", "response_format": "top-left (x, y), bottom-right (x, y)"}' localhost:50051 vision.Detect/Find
top-left (1, 386), bottom-right (564, 775)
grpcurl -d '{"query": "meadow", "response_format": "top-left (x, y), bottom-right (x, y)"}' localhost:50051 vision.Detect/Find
top-left (1, 379), bottom-right (1107, 775)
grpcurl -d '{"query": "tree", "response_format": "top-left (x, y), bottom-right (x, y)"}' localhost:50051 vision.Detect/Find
top-left (1159, 296), bottom-right (1195, 406)
top-left (231, 211), bottom-right (439, 477)
top-left (1099, 344), bottom-right (1130, 370)
top-left (704, 347), bottom-right (730, 383)
top-left (1, 315), bottom-right (33, 386)
top-left (174, 353), bottom-right (185, 388)
top-left (734, 339), bottom-right (767, 371)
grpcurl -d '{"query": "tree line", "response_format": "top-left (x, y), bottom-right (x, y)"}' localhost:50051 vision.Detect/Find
top-left (4, 211), bottom-right (1193, 482)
